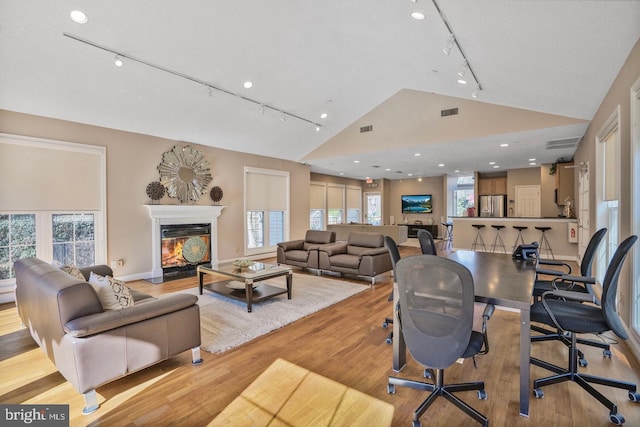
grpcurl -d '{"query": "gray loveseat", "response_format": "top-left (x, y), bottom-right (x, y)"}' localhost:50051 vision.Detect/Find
top-left (276, 230), bottom-right (336, 269)
top-left (14, 257), bottom-right (202, 414)
top-left (317, 231), bottom-right (392, 285)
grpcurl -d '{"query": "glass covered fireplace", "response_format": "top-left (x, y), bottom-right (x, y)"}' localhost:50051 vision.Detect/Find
top-left (160, 223), bottom-right (211, 277)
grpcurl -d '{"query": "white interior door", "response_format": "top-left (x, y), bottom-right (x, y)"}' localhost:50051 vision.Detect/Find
top-left (514, 185), bottom-right (541, 217)
top-left (578, 162), bottom-right (590, 261)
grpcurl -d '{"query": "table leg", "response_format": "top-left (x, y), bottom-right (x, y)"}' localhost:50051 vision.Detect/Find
top-left (520, 307), bottom-right (531, 417)
top-left (392, 282), bottom-right (406, 372)
top-left (286, 272), bottom-right (292, 299)
top-left (245, 280), bottom-right (254, 313)
top-left (198, 271), bottom-right (204, 295)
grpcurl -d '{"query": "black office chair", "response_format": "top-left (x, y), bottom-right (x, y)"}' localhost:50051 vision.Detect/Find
top-left (531, 228), bottom-right (610, 365)
top-left (388, 255), bottom-right (489, 427)
top-left (417, 229), bottom-right (437, 255)
top-left (530, 235), bottom-right (640, 425)
top-left (382, 236), bottom-right (401, 344)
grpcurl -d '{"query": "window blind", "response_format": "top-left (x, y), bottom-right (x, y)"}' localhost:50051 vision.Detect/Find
top-left (245, 167), bottom-right (289, 210)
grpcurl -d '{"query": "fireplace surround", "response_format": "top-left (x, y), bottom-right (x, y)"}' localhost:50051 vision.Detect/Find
top-left (145, 205), bottom-right (224, 279)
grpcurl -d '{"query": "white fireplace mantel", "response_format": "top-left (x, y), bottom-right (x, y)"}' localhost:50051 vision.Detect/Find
top-left (145, 205), bottom-right (225, 278)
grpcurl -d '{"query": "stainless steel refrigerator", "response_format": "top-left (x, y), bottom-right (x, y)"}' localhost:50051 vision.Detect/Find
top-left (479, 195), bottom-right (506, 217)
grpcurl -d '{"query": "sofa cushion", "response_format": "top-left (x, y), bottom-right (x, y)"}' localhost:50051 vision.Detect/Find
top-left (329, 254), bottom-right (361, 269)
top-left (56, 263), bottom-right (86, 280)
top-left (284, 249), bottom-right (309, 263)
top-left (304, 230), bottom-right (336, 244)
top-left (347, 232), bottom-right (384, 248)
top-left (89, 272), bottom-right (134, 310)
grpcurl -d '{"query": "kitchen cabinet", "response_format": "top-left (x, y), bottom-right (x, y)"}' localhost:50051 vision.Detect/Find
top-left (478, 176), bottom-right (507, 195)
top-left (406, 224), bottom-right (439, 238)
top-left (555, 162), bottom-right (574, 205)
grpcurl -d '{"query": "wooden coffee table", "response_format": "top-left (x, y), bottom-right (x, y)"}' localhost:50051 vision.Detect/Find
top-left (197, 261), bottom-right (293, 312)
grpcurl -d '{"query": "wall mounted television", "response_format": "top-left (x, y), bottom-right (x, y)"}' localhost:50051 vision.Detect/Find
top-left (401, 194), bottom-right (433, 214)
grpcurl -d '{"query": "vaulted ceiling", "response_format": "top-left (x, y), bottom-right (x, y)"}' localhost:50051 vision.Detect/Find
top-left (1, 1), bottom-right (639, 179)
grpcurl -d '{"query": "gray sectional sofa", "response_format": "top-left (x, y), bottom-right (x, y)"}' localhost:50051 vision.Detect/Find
top-left (277, 230), bottom-right (392, 285)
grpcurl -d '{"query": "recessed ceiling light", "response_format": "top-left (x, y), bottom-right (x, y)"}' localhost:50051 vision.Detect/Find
top-left (529, 162), bottom-right (537, 166)
top-left (529, 158), bottom-right (536, 162)
top-left (500, 143), bottom-right (509, 147)
top-left (408, 173), bottom-right (413, 177)
top-left (414, 153), bottom-right (421, 157)
top-left (320, 113), bottom-right (328, 119)
top-left (353, 160), bottom-right (360, 163)
top-left (385, 168), bottom-right (391, 171)
top-left (457, 78), bottom-right (467, 85)
top-left (339, 172), bottom-right (345, 175)
top-left (454, 170), bottom-right (460, 173)
top-left (410, 12), bottom-right (426, 20)
top-left (243, 81), bottom-right (253, 89)
top-left (438, 163), bottom-right (445, 167)
top-left (489, 161), bottom-right (496, 165)
top-left (493, 165), bottom-right (500, 169)
top-left (70, 10), bottom-right (88, 24)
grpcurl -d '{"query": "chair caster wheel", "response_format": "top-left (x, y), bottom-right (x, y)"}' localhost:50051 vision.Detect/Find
top-left (423, 369), bottom-right (432, 379)
top-left (533, 388), bottom-right (544, 398)
top-left (412, 420), bottom-right (422, 427)
top-left (382, 322), bottom-right (389, 329)
top-left (579, 358), bottom-right (588, 367)
top-left (604, 349), bottom-right (613, 358)
top-left (387, 383), bottom-right (395, 394)
top-left (478, 389), bottom-right (487, 400)
top-left (628, 391), bottom-right (640, 402)
top-left (385, 337), bottom-right (393, 345)
top-left (609, 413), bottom-right (625, 425)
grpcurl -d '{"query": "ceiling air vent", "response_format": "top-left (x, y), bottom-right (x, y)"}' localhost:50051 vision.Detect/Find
top-left (360, 125), bottom-right (373, 133)
top-left (441, 107), bottom-right (459, 117)
top-left (546, 137), bottom-right (581, 150)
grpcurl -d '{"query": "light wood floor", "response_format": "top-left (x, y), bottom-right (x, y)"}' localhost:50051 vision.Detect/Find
top-left (2, 245), bottom-right (640, 426)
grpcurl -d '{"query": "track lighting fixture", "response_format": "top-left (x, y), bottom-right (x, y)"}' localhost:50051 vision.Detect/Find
top-left (315, 125), bottom-right (321, 132)
top-left (442, 35), bottom-right (454, 56)
top-left (431, 0), bottom-right (483, 95)
top-left (471, 86), bottom-right (480, 99)
top-left (63, 33), bottom-right (323, 131)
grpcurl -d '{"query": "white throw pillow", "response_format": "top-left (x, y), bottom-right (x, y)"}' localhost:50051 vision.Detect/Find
top-left (88, 272), bottom-right (135, 310)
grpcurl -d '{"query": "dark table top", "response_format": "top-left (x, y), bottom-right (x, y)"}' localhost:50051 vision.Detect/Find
top-left (447, 250), bottom-right (536, 310)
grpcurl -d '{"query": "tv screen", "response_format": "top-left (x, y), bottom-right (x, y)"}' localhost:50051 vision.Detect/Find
top-left (402, 194), bottom-right (433, 214)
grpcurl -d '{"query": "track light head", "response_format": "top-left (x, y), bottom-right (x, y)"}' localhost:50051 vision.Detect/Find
top-left (457, 61), bottom-right (467, 77)
top-left (442, 36), bottom-right (454, 56)
top-left (114, 55), bottom-right (124, 67)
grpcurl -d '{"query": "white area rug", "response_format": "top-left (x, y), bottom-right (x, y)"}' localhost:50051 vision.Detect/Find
top-left (176, 274), bottom-right (369, 354)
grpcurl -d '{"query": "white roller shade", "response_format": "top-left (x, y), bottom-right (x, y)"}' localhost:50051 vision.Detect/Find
top-left (0, 136), bottom-right (103, 211)
top-left (327, 184), bottom-right (344, 209)
top-left (602, 130), bottom-right (618, 201)
top-left (245, 168), bottom-right (288, 210)
top-left (310, 182), bottom-right (325, 209)
top-left (346, 186), bottom-right (361, 209)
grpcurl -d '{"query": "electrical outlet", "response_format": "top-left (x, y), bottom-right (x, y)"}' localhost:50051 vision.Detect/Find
top-left (117, 259), bottom-right (124, 268)
top-left (110, 260), bottom-right (118, 269)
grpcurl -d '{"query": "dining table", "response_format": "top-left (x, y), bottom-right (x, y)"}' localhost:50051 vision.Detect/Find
top-left (392, 250), bottom-right (537, 417)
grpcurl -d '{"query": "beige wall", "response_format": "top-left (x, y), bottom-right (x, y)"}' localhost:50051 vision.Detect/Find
top-left (573, 38), bottom-right (640, 326)
top-left (0, 109), bottom-right (310, 278)
top-left (388, 176), bottom-right (444, 227)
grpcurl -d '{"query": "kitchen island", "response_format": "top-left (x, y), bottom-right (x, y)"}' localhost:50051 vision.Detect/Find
top-left (451, 217), bottom-right (578, 260)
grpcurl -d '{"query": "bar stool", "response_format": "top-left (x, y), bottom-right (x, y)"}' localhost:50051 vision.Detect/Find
top-left (512, 226), bottom-right (528, 251)
top-left (490, 225), bottom-right (507, 254)
top-left (441, 222), bottom-right (453, 251)
top-left (535, 226), bottom-right (554, 259)
top-left (471, 224), bottom-right (487, 251)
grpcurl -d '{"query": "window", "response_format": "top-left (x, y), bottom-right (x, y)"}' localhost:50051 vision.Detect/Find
top-left (328, 209), bottom-right (343, 225)
top-left (244, 167), bottom-right (289, 255)
top-left (52, 213), bottom-right (95, 267)
top-left (310, 182), bottom-right (326, 230)
top-left (365, 193), bottom-right (381, 225)
top-left (0, 214), bottom-right (36, 280)
top-left (454, 176), bottom-right (475, 216)
top-left (596, 108), bottom-right (620, 283)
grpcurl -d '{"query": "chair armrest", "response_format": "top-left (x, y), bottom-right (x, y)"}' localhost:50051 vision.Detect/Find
top-left (544, 290), bottom-right (597, 303)
top-left (538, 259), bottom-right (572, 272)
top-left (318, 242), bottom-right (348, 256)
top-left (482, 303), bottom-right (495, 321)
top-left (360, 247), bottom-right (388, 256)
top-left (277, 240), bottom-right (304, 251)
top-left (64, 294), bottom-right (198, 337)
top-left (535, 268), bottom-right (564, 277)
top-left (559, 274), bottom-right (596, 285)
